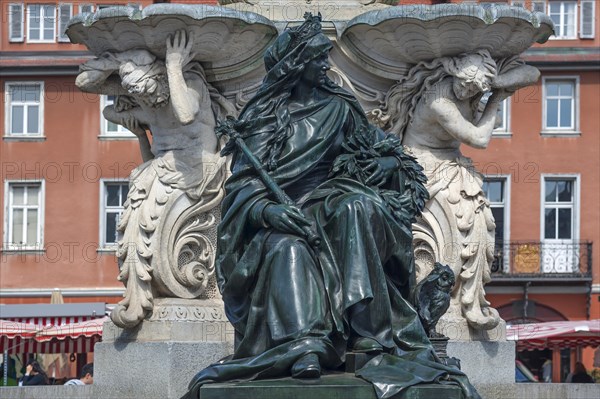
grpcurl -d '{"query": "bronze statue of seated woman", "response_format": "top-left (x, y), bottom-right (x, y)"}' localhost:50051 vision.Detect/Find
top-left (183, 13), bottom-right (480, 399)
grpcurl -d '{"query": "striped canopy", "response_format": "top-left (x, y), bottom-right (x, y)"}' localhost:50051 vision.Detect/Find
top-left (0, 316), bottom-right (106, 354)
top-left (507, 320), bottom-right (600, 351)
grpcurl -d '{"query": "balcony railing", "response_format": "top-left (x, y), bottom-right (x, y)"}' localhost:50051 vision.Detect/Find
top-left (491, 241), bottom-right (592, 278)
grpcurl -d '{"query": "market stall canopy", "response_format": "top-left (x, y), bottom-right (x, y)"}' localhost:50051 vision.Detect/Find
top-left (66, 3), bottom-right (278, 82)
top-left (340, 3), bottom-right (554, 79)
top-left (507, 320), bottom-right (600, 351)
top-left (0, 303), bottom-right (108, 354)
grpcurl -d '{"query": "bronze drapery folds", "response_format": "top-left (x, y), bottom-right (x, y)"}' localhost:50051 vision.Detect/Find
top-left (183, 13), bottom-right (480, 399)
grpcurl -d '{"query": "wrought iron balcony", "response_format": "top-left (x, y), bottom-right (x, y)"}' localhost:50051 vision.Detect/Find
top-left (491, 241), bottom-right (592, 279)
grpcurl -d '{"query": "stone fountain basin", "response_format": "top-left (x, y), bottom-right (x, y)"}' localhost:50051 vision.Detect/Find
top-left (66, 3), bottom-right (278, 81)
top-left (341, 3), bottom-right (554, 78)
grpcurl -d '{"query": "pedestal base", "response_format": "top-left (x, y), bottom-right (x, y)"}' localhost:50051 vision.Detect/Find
top-left (200, 373), bottom-right (465, 399)
top-left (446, 340), bottom-right (515, 386)
top-left (94, 299), bottom-right (234, 399)
top-left (436, 317), bottom-right (507, 341)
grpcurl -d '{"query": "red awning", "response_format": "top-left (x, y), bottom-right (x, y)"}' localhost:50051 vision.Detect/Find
top-left (0, 316), bottom-right (107, 354)
top-left (507, 320), bottom-right (600, 351)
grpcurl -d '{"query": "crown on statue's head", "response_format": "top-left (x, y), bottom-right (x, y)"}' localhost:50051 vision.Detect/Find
top-left (288, 12), bottom-right (323, 50)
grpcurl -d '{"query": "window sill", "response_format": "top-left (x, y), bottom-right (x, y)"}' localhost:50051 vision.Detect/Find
top-left (1, 248), bottom-right (45, 254)
top-left (548, 37), bottom-right (578, 41)
top-left (98, 135), bottom-right (136, 141)
top-left (491, 131), bottom-right (512, 138)
top-left (97, 247), bottom-right (118, 253)
top-left (541, 130), bottom-right (581, 137)
top-left (26, 40), bottom-right (57, 44)
top-left (3, 136), bottom-right (47, 142)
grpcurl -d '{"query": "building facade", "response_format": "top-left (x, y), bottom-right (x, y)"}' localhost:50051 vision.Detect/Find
top-left (1, 0), bottom-right (598, 382)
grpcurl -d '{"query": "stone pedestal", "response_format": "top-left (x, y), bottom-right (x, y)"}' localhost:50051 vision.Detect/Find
top-left (437, 317), bottom-right (507, 341)
top-left (446, 340), bottom-right (515, 387)
top-left (94, 298), bottom-right (234, 399)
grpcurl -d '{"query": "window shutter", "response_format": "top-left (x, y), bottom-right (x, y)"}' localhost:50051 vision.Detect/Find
top-left (531, 1), bottom-right (546, 13)
top-left (580, 0), bottom-right (595, 39)
top-left (8, 3), bottom-right (24, 42)
top-left (57, 3), bottom-right (73, 42)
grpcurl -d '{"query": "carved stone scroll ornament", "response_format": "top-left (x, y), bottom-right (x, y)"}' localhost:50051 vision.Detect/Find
top-left (68, 5), bottom-right (278, 329)
top-left (380, 51), bottom-right (541, 333)
top-left (339, 4), bottom-right (553, 336)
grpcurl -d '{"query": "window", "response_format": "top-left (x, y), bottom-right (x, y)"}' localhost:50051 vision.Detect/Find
top-left (57, 3), bottom-right (72, 42)
top-left (543, 179), bottom-right (575, 241)
top-left (511, 0), bottom-right (525, 7)
top-left (4, 182), bottom-right (44, 250)
top-left (100, 181), bottom-right (129, 247)
top-left (580, 0), bottom-right (596, 39)
top-left (8, 3), bottom-right (24, 42)
top-left (541, 176), bottom-right (579, 273)
top-left (100, 95), bottom-right (135, 137)
top-left (27, 4), bottom-right (56, 43)
top-left (543, 78), bottom-right (578, 133)
top-left (4, 82), bottom-right (44, 137)
top-left (483, 177), bottom-right (509, 272)
top-left (548, 1), bottom-right (577, 39)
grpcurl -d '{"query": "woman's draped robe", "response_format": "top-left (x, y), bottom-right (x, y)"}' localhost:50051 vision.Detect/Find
top-left (184, 90), bottom-right (480, 399)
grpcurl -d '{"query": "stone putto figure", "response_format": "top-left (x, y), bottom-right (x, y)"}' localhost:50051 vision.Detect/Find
top-left (382, 50), bottom-right (539, 336)
top-left (76, 30), bottom-right (236, 328)
top-left (183, 14), bottom-right (480, 399)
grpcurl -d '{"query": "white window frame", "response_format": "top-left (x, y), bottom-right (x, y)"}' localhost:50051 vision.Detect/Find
top-left (57, 3), bottom-right (73, 42)
top-left (542, 76), bottom-right (580, 135)
top-left (100, 95), bottom-right (135, 138)
top-left (539, 175), bottom-right (580, 273)
top-left (483, 175), bottom-right (511, 272)
top-left (99, 179), bottom-right (129, 248)
top-left (26, 4), bottom-right (57, 43)
top-left (3, 180), bottom-right (45, 251)
top-left (540, 174), bottom-right (580, 243)
top-left (8, 3), bottom-right (25, 42)
top-left (580, 0), bottom-right (596, 39)
top-left (493, 98), bottom-right (511, 136)
top-left (547, 1), bottom-right (578, 40)
top-left (4, 81), bottom-right (45, 138)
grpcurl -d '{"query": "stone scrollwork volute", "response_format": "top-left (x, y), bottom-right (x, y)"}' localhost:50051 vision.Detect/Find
top-left (378, 50), bottom-right (540, 332)
top-left (75, 33), bottom-right (235, 329)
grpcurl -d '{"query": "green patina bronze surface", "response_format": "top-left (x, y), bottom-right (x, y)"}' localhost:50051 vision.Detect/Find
top-left (182, 13), bottom-right (480, 399)
top-left (200, 373), bottom-right (465, 399)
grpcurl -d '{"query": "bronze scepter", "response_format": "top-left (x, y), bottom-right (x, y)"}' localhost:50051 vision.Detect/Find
top-left (216, 117), bottom-right (321, 248)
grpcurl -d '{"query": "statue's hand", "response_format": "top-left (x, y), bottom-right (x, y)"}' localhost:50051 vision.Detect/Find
top-left (165, 30), bottom-right (195, 70)
top-left (122, 115), bottom-right (146, 138)
top-left (263, 204), bottom-right (312, 236)
top-left (362, 156), bottom-right (400, 186)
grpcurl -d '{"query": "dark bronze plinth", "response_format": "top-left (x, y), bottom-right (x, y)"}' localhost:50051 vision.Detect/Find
top-left (199, 373), bottom-right (465, 399)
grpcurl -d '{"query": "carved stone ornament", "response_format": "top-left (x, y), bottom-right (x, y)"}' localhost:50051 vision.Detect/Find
top-left (357, 4), bottom-right (553, 337)
top-left (340, 3), bottom-right (554, 79)
top-left (66, 4), bottom-right (278, 82)
top-left (68, 5), bottom-right (280, 329)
